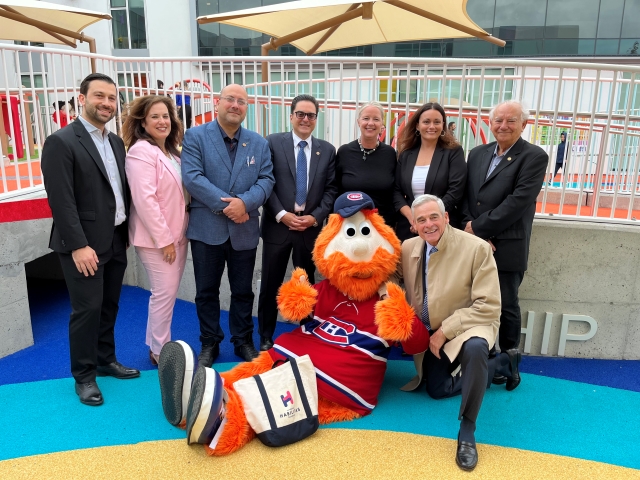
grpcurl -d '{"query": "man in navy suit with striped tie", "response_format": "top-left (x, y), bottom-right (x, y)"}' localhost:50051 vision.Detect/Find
top-left (257, 94), bottom-right (338, 351)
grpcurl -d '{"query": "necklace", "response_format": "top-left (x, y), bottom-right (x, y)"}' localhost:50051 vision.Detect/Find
top-left (358, 137), bottom-right (379, 161)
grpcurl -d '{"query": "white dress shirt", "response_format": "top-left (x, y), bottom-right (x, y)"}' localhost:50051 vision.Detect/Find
top-left (276, 132), bottom-right (312, 222)
top-left (78, 115), bottom-right (126, 226)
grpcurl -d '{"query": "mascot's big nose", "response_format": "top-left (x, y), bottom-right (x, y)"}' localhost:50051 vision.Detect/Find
top-left (350, 239), bottom-right (370, 258)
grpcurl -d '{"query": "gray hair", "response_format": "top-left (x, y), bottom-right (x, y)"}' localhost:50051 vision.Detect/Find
top-left (489, 100), bottom-right (530, 123)
top-left (411, 194), bottom-right (445, 217)
top-left (357, 101), bottom-right (385, 120)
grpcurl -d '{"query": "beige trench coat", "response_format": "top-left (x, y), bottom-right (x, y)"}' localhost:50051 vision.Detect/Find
top-left (397, 225), bottom-right (501, 390)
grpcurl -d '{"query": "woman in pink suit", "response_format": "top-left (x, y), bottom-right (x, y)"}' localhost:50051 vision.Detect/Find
top-left (123, 96), bottom-right (188, 365)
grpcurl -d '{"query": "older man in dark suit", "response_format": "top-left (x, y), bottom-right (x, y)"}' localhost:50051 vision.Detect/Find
top-left (257, 94), bottom-right (337, 351)
top-left (462, 100), bottom-right (548, 386)
top-left (182, 84), bottom-right (274, 366)
top-left (42, 73), bottom-right (140, 407)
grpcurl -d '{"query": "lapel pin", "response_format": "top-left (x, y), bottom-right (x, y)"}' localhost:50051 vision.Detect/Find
top-left (316, 151), bottom-right (320, 156)
top-left (242, 143), bottom-right (247, 147)
top-left (507, 157), bottom-right (512, 161)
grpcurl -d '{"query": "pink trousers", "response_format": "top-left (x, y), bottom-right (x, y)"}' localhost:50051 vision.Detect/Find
top-left (136, 241), bottom-right (188, 355)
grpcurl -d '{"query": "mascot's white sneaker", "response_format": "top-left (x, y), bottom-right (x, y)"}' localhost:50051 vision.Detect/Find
top-left (186, 366), bottom-right (228, 446)
top-left (158, 340), bottom-right (196, 426)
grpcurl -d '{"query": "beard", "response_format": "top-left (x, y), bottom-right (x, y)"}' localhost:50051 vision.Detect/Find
top-left (315, 247), bottom-right (399, 302)
top-left (83, 101), bottom-right (115, 126)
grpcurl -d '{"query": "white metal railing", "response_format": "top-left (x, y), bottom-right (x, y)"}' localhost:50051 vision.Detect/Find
top-left (2, 44), bottom-right (640, 224)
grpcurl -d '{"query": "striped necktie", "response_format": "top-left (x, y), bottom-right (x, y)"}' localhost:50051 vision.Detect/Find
top-left (295, 140), bottom-right (308, 206)
top-left (421, 245), bottom-right (438, 331)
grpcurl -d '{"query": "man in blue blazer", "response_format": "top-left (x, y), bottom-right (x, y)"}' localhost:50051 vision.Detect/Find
top-left (182, 84), bottom-right (275, 365)
top-left (257, 94), bottom-right (337, 351)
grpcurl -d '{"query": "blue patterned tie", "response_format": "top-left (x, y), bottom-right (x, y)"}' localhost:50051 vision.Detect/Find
top-left (295, 140), bottom-right (308, 206)
top-left (421, 246), bottom-right (438, 331)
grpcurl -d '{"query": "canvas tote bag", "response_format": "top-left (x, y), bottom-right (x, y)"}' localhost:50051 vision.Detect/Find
top-left (233, 354), bottom-right (319, 447)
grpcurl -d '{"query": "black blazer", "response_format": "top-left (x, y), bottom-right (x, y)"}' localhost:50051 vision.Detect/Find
top-left (261, 132), bottom-right (337, 250)
top-left (461, 137), bottom-right (548, 272)
top-left (42, 119), bottom-right (130, 256)
top-left (394, 144), bottom-right (467, 238)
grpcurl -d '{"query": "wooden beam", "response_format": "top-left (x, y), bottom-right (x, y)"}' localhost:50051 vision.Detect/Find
top-left (307, 3), bottom-right (361, 56)
top-left (384, 0), bottom-right (506, 47)
top-left (0, 6), bottom-right (77, 47)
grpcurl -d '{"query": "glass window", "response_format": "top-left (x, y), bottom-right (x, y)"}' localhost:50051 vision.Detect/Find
top-left (621, 0), bottom-right (640, 37)
top-left (619, 39), bottom-right (640, 55)
top-left (597, 0), bottom-right (623, 38)
top-left (513, 39), bottom-right (544, 56)
top-left (545, 0), bottom-right (598, 38)
top-left (453, 39), bottom-right (493, 57)
top-left (196, 0), bottom-right (218, 16)
top-left (466, 0), bottom-right (495, 30)
top-left (395, 43), bottom-right (420, 57)
top-left (111, 0), bottom-right (146, 49)
top-left (419, 42), bottom-right (445, 57)
top-left (544, 38), bottom-right (595, 55)
top-left (595, 39), bottom-right (620, 55)
top-left (494, 0), bottom-right (547, 34)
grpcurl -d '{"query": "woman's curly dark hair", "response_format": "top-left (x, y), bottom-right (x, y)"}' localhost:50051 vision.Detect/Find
top-left (397, 102), bottom-right (459, 155)
top-left (122, 95), bottom-right (183, 157)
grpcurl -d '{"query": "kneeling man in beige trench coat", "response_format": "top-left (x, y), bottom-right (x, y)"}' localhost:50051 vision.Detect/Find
top-left (394, 194), bottom-right (522, 472)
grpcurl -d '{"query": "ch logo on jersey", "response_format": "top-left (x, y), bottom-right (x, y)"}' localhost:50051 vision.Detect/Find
top-left (281, 391), bottom-right (293, 407)
top-left (311, 317), bottom-right (356, 345)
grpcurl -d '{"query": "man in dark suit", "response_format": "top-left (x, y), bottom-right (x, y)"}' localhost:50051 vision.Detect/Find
top-left (257, 94), bottom-right (337, 351)
top-left (462, 100), bottom-right (548, 387)
top-left (42, 73), bottom-right (140, 407)
top-left (182, 84), bottom-right (274, 365)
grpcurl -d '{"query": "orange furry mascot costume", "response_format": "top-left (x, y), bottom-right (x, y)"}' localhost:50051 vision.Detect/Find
top-left (158, 192), bottom-right (430, 455)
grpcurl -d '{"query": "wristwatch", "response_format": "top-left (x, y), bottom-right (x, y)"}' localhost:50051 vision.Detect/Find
top-left (312, 217), bottom-right (318, 227)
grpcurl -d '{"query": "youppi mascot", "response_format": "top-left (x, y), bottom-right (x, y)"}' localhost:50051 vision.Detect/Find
top-left (157, 192), bottom-right (430, 455)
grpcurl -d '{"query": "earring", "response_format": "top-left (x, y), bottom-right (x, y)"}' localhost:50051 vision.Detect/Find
top-left (440, 130), bottom-right (445, 137)
top-left (415, 130), bottom-right (420, 136)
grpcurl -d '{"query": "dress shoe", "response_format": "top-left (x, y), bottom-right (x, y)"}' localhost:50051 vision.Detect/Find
top-left (234, 342), bottom-right (259, 362)
top-left (96, 361), bottom-right (140, 379)
top-left (259, 336), bottom-right (274, 351)
top-left (198, 343), bottom-right (219, 368)
top-left (149, 350), bottom-right (160, 366)
top-left (505, 348), bottom-right (522, 391)
top-left (456, 439), bottom-right (478, 471)
top-left (75, 381), bottom-right (103, 406)
top-left (492, 374), bottom-right (507, 385)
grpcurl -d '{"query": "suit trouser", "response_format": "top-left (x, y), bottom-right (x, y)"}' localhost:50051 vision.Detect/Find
top-left (135, 241), bottom-right (188, 355)
top-left (424, 337), bottom-right (498, 423)
top-left (498, 270), bottom-right (525, 351)
top-left (257, 232), bottom-right (315, 340)
top-left (58, 224), bottom-right (128, 384)
top-left (191, 238), bottom-right (256, 348)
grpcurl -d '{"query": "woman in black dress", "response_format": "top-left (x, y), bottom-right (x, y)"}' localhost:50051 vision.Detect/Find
top-left (393, 102), bottom-right (467, 241)
top-left (335, 101), bottom-right (398, 227)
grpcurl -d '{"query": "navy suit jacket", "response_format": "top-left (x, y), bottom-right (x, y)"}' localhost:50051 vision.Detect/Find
top-left (462, 137), bottom-right (548, 272)
top-left (261, 132), bottom-right (337, 249)
top-left (182, 120), bottom-right (275, 251)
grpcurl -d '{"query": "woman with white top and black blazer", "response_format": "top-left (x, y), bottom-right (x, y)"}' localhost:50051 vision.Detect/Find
top-left (123, 95), bottom-right (189, 365)
top-left (394, 102), bottom-right (467, 241)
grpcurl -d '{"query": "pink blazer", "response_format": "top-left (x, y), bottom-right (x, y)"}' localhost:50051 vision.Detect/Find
top-left (126, 140), bottom-right (188, 249)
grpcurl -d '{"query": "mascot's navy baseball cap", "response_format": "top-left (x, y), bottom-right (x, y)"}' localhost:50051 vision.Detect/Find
top-left (334, 192), bottom-right (375, 218)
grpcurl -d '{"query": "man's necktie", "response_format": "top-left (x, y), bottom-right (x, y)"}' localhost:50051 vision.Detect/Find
top-left (295, 141), bottom-right (308, 206)
top-left (421, 246), bottom-right (438, 331)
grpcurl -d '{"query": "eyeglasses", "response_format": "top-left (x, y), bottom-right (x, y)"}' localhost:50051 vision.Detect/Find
top-left (293, 111), bottom-right (318, 120)
top-left (220, 96), bottom-right (247, 107)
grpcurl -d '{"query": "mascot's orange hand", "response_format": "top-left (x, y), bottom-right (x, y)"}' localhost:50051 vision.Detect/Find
top-left (374, 282), bottom-right (416, 342)
top-left (277, 267), bottom-right (318, 322)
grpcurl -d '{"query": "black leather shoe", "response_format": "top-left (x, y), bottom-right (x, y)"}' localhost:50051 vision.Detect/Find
top-left (456, 440), bottom-right (478, 471)
top-left (506, 348), bottom-right (522, 391)
top-left (234, 342), bottom-right (259, 362)
top-left (198, 343), bottom-right (219, 368)
top-left (96, 361), bottom-right (140, 379)
top-left (259, 336), bottom-right (274, 351)
top-left (492, 374), bottom-right (507, 385)
top-left (75, 382), bottom-right (103, 406)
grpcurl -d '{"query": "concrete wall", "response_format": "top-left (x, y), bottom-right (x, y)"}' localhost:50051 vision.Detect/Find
top-left (520, 219), bottom-right (640, 359)
top-left (0, 218), bottom-right (52, 358)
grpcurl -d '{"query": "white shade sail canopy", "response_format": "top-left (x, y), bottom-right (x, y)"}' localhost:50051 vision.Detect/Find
top-left (198, 0), bottom-right (505, 55)
top-left (0, 0), bottom-right (110, 46)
